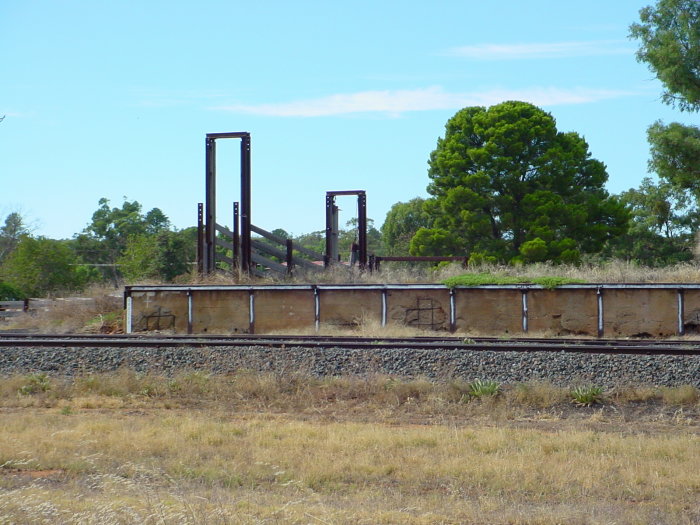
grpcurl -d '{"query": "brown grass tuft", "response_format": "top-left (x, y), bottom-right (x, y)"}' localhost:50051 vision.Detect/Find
top-left (660, 385), bottom-right (700, 406)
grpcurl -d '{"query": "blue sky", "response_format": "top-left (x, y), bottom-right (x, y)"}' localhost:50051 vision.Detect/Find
top-left (1, 0), bottom-right (696, 239)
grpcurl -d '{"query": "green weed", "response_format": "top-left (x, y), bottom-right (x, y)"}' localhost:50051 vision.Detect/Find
top-left (442, 273), bottom-right (523, 287)
top-left (443, 273), bottom-right (586, 288)
top-left (469, 379), bottom-right (501, 398)
top-left (530, 276), bottom-right (587, 289)
top-left (17, 373), bottom-right (52, 395)
top-left (571, 385), bottom-right (605, 406)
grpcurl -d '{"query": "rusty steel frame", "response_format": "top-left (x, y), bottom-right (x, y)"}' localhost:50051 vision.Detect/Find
top-left (203, 132), bottom-right (251, 274)
top-left (325, 190), bottom-right (367, 269)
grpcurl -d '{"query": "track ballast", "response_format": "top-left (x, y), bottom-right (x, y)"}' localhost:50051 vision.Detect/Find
top-left (1, 333), bottom-right (699, 356)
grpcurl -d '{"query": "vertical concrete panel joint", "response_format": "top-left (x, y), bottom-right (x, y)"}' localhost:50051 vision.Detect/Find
top-left (381, 289), bottom-right (387, 327)
top-left (678, 288), bottom-right (685, 336)
top-left (597, 287), bottom-right (604, 338)
top-left (449, 288), bottom-right (456, 333)
top-left (249, 290), bottom-right (255, 334)
top-left (125, 296), bottom-right (133, 334)
top-left (313, 286), bottom-right (320, 332)
top-left (187, 289), bottom-right (193, 335)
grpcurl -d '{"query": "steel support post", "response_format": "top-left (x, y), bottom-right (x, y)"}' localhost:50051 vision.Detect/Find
top-left (286, 239), bottom-right (294, 275)
top-left (202, 132), bottom-right (252, 275)
top-left (196, 203), bottom-right (204, 275)
top-left (357, 191), bottom-right (367, 269)
top-left (233, 202), bottom-right (240, 273)
top-left (324, 194), bottom-right (334, 267)
top-left (325, 190), bottom-right (367, 268)
top-left (240, 135), bottom-right (252, 274)
top-left (205, 137), bottom-right (217, 273)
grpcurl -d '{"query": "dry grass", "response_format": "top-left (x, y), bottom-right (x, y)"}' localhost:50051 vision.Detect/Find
top-left (2, 284), bottom-right (123, 334)
top-left (187, 260), bottom-right (700, 285)
top-left (2, 371), bottom-right (699, 412)
top-left (0, 372), bottom-right (699, 523)
top-left (0, 381), bottom-right (698, 524)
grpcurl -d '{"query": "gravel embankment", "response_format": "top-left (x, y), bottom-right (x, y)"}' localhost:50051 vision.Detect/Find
top-left (1, 345), bottom-right (699, 387)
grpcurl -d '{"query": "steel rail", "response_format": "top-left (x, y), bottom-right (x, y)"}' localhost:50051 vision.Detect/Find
top-left (0, 331), bottom-right (700, 347)
top-left (3, 332), bottom-right (700, 345)
top-left (1, 334), bottom-right (699, 355)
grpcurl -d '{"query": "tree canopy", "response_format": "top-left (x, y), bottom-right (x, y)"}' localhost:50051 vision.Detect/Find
top-left (630, 0), bottom-right (700, 112)
top-left (603, 177), bottom-right (699, 265)
top-left (414, 101), bottom-right (628, 264)
top-left (73, 198), bottom-right (176, 284)
top-left (629, 0), bottom-right (700, 260)
top-left (647, 120), bottom-right (700, 195)
top-left (118, 229), bottom-right (195, 283)
top-left (0, 236), bottom-right (94, 296)
top-left (0, 212), bottom-right (29, 263)
top-left (380, 198), bottom-right (431, 256)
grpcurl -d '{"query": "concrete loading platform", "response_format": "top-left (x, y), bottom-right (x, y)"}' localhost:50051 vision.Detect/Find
top-left (124, 283), bottom-right (700, 338)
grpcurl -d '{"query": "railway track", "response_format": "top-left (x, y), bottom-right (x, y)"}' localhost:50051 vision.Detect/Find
top-left (1, 333), bottom-right (699, 355)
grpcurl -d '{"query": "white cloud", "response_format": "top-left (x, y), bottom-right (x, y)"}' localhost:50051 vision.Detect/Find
top-left (445, 40), bottom-right (634, 60)
top-left (214, 86), bottom-right (633, 117)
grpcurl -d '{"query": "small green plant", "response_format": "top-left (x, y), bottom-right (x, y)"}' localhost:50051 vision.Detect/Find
top-left (17, 373), bottom-right (52, 395)
top-left (469, 379), bottom-right (501, 398)
top-left (442, 273), bottom-right (586, 289)
top-left (442, 273), bottom-right (524, 288)
top-left (530, 276), bottom-right (587, 289)
top-left (571, 385), bottom-right (605, 406)
top-left (60, 406), bottom-right (73, 415)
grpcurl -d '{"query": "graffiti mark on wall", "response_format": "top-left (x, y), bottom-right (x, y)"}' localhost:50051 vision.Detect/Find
top-left (393, 297), bottom-right (446, 330)
top-left (136, 307), bottom-right (176, 331)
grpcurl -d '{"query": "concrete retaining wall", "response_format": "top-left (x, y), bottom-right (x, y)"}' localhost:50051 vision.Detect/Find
top-left (124, 284), bottom-right (700, 338)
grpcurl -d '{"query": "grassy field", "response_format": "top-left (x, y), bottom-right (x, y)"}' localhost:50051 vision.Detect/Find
top-left (1, 372), bottom-right (698, 524)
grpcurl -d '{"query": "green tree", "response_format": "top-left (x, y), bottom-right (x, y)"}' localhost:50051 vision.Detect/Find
top-left (74, 198), bottom-right (172, 284)
top-left (605, 177), bottom-right (698, 264)
top-left (0, 212), bottom-right (29, 262)
top-left (81, 198), bottom-right (170, 254)
top-left (647, 121), bottom-right (700, 195)
top-left (119, 229), bottom-right (194, 282)
top-left (0, 236), bottom-right (94, 296)
top-left (631, 1), bottom-right (700, 255)
top-left (630, 0), bottom-right (700, 111)
top-left (294, 230), bottom-right (326, 259)
top-left (409, 227), bottom-right (461, 257)
top-left (381, 198), bottom-right (432, 256)
top-left (342, 218), bottom-right (382, 257)
top-left (0, 281), bottom-right (24, 300)
top-left (417, 101), bottom-right (629, 263)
